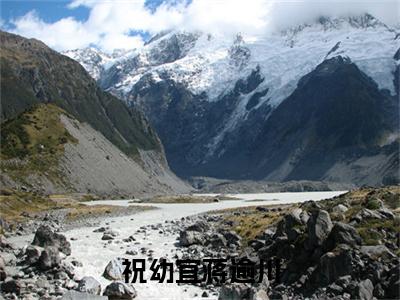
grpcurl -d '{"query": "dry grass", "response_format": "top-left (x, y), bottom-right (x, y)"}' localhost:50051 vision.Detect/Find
top-left (210, 204), bottom-right (294, 244)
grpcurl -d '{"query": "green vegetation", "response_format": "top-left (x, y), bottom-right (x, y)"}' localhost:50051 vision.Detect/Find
top-left (0, 104), bottom-right (77, 184)
top-left (0, 31), bottom-right (161, 160)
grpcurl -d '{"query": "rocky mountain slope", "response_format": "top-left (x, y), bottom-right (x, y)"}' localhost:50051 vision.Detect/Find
top-left (0, 31), bottom-right (190, 197)
top-left (65, 14), bottom-right (399, 186)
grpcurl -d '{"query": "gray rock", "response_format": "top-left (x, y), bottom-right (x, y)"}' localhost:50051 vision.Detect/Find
top-left (332, 204), bottom-right (348, 213)
top-left (25, 245), bottom-right (43, 265)
top-left (103, 281), bottom-right (137, 299)
top-left (32, 225), bottom-right (71, 256)
top-left (38, 246), bottom-right (61, 270)
top-left (307, 210), bottom-right (333, 247)
top-left (1, 278), bottom-right (22, 295)
top-left (356, 279), bottom-right (374, 300)
top-left (207, 233), bottom-right (227, 248)
top-left (77, 276), bottom-right (102, 295)
top-left (186, 220), bottom-right (210, 232)
top-left (314, 244), bottom-right (353, 285)
top-left (179, 231), bottom-right (204, 246)
top-left (324, 222), bottom-right (362, 250)
top-left (62, 290), bottom-right (107, 300)
top-left (219, 283), bottom-right (252, 300)
top-left (221, 230), bottom-right (241, 246)
top-left (103, 258), bottom-right (124, 281)
top-left (360, 245), bottom-right (396, 259)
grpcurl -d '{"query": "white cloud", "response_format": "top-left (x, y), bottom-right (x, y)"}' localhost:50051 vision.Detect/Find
top-left (6, 0), bottom-right (399, 52)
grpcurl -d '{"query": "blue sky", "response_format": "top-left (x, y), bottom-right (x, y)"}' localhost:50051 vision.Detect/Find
top-left (1, 0), bottom-right (398, 52)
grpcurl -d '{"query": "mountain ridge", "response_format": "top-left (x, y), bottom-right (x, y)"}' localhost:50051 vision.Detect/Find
top-left (62, 14), bottom-right (399, 186)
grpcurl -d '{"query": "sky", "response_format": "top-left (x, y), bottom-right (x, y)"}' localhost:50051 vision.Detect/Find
top-left (1, 0), bottom-right (399, 52)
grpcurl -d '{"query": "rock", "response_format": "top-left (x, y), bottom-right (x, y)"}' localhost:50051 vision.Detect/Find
top-left (38, 246), bottom-right (61, 270)
top-left (314, 244), bottom-right (353, 285)
top-left (103, 259), bottom-right (124, 281)
top-left (25, 245), bottom-right (43, 265)
top-left (0, 256), bottom-right (6, 281)
top-left (251, 289), bottom-right (270, 300)
top-left (220, 230), bottom-right (241, 246)
top-left (360, 245), bottom-right (396, 259)
top-left (77, 276), bottom-right (102, 295)
top-left (356, 279), bottom-right (374, 300)
top-left (32, 225), bottom-right (71, 256)
top-left (62, 290), bottom-right (107, 300)
top-left (1, 278), bottom-right (22, 295)
top-left (332, 204), bottom-right (348, 213)
top-left (324, 222), bottom-right (362, 251)
top-left (248, 240), bottom-right (265, 251)
top-left (201, 291), bottom-right (209, 297)
top-left (179, 231), bottom-right (204, 246)
top-left (186, 220), bottom-right (210, 232)
top-left (125, 249), bottom-right (138, 256)
top-left (307, 210), bottom-right (333, 247)
top-left (207, 233), bottom-right (227, 248)
top-left (101, 234), bottom-right (115, 240)
top-left (103, 281), bottom-right (137, 299)
top-left (93, 227), bottom-right (107, 233)
top-left (219, 283), bottom-right (252, 300)
top-left (385, 265), bottom-right (400, 299)
top-left (0, 252), bottom-right (16, 266)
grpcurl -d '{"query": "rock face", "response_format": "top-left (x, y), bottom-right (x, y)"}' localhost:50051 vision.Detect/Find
top-left (32, 225), bottom-right (71, 256)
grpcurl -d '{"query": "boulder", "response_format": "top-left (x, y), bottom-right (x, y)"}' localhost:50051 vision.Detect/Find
top-left (25, 245), bottom-right (43, 265)
top-left (77, 276), bottom-right (102, 295)
top-left (220, 230), bottom-right (242, 246)
top-left (207, 233), bottom-right (227, 248)
top-left (219, 283), bottom-right (252, 300)
top-left (332, 204), bottom-right (348, 213)
top-left (186, 220), bottom-right (210, 232)
top-left (0, 257), bottom-right (5, 281)
top-left (356, 279), bottom-right (374, 300)
top-left (103, 281), bottom-right (137, 300)
top-left (62, 290), bottom-right (107, 300)
top-left (360, 245), bottom-right (396, 260)
top-left (385, 265), bottom-right (400, 299)
top-left (324, 222), bottom-right (362, 251)
top-left (307, 210), bottom-right (333, 247)
top-left (103, 259), bottom-right (124, 281)
top-left (179, 231), bottom-right (204, 246)
top-left (313, 244), bottom-right (353, 285)
top-left (38, 246), bottom-right (61, 270)
top-left (32, 225), bottom-right (71, 256)
top-left (1, 278), bottom-right (22, 295)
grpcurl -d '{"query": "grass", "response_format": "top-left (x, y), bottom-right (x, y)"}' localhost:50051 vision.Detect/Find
top-left (66, 204), bottom-right (155, 221)
top-left (0, 189), bottom-right (155, 228)
top-left (0, 103), bottom-right (77, 185)
top-left (209, 204), bottom-right (292, 244)
top-left (356, 218), bottom-right (400, 246)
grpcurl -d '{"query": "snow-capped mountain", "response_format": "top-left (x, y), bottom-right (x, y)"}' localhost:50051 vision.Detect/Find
top-left (64, 14), bottom-right (400, 186)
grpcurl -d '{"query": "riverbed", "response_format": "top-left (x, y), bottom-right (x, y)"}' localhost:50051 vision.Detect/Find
top-left (10, 191), bottom-right (345, 299)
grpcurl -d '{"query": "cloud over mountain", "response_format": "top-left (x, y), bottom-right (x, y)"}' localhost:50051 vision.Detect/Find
top-left (5, 0), bottom-right (399, 52)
